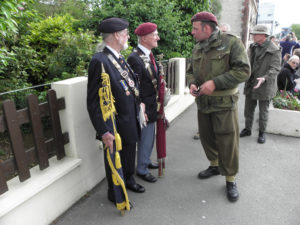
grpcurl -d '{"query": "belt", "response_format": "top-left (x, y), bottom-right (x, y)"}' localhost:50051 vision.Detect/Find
top-left (209, 87), bottom-right (238, 96)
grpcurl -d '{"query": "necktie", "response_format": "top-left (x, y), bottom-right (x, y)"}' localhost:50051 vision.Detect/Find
top-left (150, 52), bottom-right (157, 72)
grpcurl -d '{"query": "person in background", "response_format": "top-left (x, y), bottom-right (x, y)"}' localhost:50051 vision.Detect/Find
top-left (292, 49), bottom-right (300, 76)
top-left (277, 55), bottom-right (300, 92)
top-left (240, 25), bottom-right (281, 144)
top-left (127, 22), bottom-right (160, 183)
top-left (187, 12), bottom-right (250, 202)
top-left (219, 23), bottom-right (231, 32)
top-left (280, 33), bottom-right (298, 59)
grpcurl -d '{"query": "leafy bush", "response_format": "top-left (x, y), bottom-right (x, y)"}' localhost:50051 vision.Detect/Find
top-left (47, 30), bottom-right (99, 80)
top-left (273, 90), bottom-right (300, 111)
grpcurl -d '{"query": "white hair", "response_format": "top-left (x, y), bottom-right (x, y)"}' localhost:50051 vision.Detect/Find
top-left (288, 55), bottom-right (300, 62)
top-left (219, 23), bottom-right (231, 32)
top-left (95, 33), bottom-right (114, 52)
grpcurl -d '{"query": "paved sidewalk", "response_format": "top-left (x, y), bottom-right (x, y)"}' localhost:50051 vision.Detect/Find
top-left (53, 88), bottom-right (300, 225)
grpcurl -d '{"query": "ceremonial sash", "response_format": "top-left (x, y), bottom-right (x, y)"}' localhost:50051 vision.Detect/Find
top-left (107, 54), bottom-right (140, 99)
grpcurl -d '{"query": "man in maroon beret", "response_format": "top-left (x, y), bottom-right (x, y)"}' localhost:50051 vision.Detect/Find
top-left (187, 11), bottom-right (250, 202)
top-left (127, 22), bottom-right (160, 183)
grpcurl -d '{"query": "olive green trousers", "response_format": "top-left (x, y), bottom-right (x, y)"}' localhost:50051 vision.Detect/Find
top-left (244, 95), bottom-right (270, 132)
top-left (197, 109), bottom-right (239, 176)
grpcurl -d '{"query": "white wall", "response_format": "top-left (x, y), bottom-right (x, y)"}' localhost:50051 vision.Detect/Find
top-left (219, 0), bottom-right (244, 36)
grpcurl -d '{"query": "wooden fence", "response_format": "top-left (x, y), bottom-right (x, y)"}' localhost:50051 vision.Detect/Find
top-left (0, 89), bottom-right (69, 195)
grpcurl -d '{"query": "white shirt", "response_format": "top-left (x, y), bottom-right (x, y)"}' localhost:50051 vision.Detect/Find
top-left (106, 45), bottom-right (120, 58)
top-left (138, 44), bottom-right (151, 60)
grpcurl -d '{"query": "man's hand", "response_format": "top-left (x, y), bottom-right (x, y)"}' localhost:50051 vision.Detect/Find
top-left (199, 80), bottom-right (216, 96)
top-left (253, 77), bottom-right (265, 89)
top-left (189, 84), bottom-right (200, 97)
top-left (102, 132), bottom-right (115, 153)
top-left (140, 102), bottom-right (148, 122)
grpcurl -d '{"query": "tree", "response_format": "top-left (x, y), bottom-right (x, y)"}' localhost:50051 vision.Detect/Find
top-left (291, 24), bottom-right (300, 40)
top-left (81, 0), bottom-right (215, 58)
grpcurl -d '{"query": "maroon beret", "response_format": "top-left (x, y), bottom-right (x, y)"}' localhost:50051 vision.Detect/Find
top-left (134, 22), bottom-right (157, 36)
top-left (191, 12), bottom-right (218, 25)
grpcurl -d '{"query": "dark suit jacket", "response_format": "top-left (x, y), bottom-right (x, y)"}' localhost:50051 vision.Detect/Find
top-left (87, 47), bottom-right (141, 144)
top-left (127, 47), bottom-right (160, 123)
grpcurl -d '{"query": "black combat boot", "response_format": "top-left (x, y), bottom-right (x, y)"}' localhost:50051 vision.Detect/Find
top-left (198, 166), bottom-right (220, 179)
top-left (226, 181), bottom-right (239, 202)
top-left (239, 128), bottom-right (251, 137)
top-left (258, 131), bottom-right (265, 144)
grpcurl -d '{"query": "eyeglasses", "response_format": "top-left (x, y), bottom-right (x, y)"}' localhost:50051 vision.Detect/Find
top-left (118, 29), bottom-right (129, 37)
top-left (291, 61), bottom-right (299, 66)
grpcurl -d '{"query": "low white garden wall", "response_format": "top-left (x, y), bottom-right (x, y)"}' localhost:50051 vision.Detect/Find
top-left (266, 104), bottom-right (300, 137)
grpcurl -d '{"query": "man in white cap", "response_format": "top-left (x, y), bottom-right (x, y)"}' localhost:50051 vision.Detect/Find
top-left (240, 24), bottom-right (281, 144)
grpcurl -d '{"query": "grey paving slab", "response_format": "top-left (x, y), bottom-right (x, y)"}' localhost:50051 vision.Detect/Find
top-left (52, 85), bottom-right (300, 225)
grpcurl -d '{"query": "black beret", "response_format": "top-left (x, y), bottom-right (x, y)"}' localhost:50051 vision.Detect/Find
top-left (99, 17), bottom-right (129, 33)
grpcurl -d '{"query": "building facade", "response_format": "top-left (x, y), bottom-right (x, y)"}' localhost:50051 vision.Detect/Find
top-left (219, 0), bottom-right (259, 47)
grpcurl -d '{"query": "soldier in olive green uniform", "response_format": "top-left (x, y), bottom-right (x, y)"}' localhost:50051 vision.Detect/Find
top-left (240, 25), bottom-right (281, 144)
top-left (187, 12), bottom-right (250, 202)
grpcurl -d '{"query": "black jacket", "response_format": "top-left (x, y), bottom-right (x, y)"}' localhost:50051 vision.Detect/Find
top-left (277, 63), bottom-right (299, 91)
top-left (127, 47), bottom-right (160, 123)
top-left (87, 47), bottom-right (141, 144)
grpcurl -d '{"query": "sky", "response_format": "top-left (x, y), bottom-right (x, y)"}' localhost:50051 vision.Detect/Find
top-left (260, 0), bottom-right (300, 32)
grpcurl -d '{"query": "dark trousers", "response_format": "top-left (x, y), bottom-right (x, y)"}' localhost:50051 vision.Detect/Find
top-left (197, 109), bottom-right (239, 176)
top-left (244, 95), bottom-right (270, 132)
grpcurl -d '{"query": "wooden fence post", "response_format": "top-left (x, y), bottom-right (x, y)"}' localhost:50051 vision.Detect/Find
top-left (27, 94), bottom-right (49, 170)
top-left (47, 90), bottom-right (66, 160)
top-left (0, 165), bottom-right (8, 194)
top-left (2, 100), bottom-right (30, 182)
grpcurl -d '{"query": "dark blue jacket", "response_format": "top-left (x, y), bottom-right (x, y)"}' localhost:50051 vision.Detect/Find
top-left (127, 47), bottom-right (160, 123)
top-left (87, 47), bottom-right (141, 144)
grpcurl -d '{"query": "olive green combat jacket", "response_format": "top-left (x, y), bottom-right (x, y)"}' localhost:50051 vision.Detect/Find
top-left (187, 30), bottom-right (250, 113)
top-left (243, 39), bottom-right (281, 100)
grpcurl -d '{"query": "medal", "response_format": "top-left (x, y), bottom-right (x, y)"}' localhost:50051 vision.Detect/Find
top-left (120, 80), bottom-right (130, 96)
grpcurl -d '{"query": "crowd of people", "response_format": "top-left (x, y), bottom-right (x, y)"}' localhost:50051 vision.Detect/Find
top-left (86, 12), bottom-right (300, 213)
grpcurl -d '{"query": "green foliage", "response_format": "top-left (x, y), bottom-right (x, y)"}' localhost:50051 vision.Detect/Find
top-left (0, 0), bottom-right (19, 38)
top-left (273, 90), bottom-right (300, 111)
top-left (83, 0), bottom-right (213, 58)
top-left (25, 14), bottom-right (76, 53)
top-left (47, 30), bottom-right (100, 80)
top-left (291, 24), bottom-right (300, 40)
top-left (29, 0), bottom-right (89, 20)
top-left (0, 0), bottom-right (40, 80)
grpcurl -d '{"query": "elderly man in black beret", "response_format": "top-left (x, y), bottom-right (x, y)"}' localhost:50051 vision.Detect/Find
top-left (187, 12), bottom-right (250, 202)
top-left (127, 22), bottom-right (160, 183)
top-left (87, 18), bottom-right (145, 204)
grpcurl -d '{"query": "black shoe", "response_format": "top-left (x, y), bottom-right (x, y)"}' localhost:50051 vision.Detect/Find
top-left (126, 183), bottom-right (145, 193)
top-left (198, 166), bottom-right (220, 179)
top-left (148, 162), bottom-right (159, 169)
top-left (258, 131), bottom-right (265, 144)
top-left (226, 181), bottom-right (239, 202)
top-left (137, 173), bottom-right (157, 183)
top-left (193, 132), bottom-right (200, 140)
top-left (240, 128), bottom-right (251, 137)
